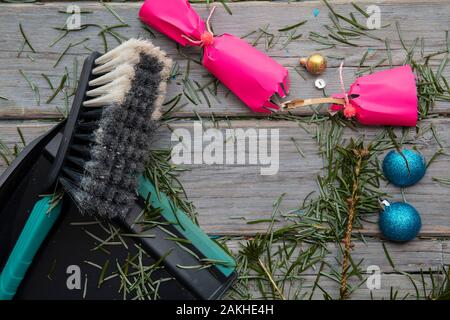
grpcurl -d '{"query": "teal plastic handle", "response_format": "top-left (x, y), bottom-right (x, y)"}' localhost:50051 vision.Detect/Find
top-left (0, 196), bottom-right (62, 300)
top-left (138, 176), bottom-right (236, 277)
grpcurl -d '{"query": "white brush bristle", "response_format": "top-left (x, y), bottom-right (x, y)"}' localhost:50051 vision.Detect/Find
top-left (64, 39), bottom-right (173, 219)
top-left (83, 38), bottom-right (172, 108)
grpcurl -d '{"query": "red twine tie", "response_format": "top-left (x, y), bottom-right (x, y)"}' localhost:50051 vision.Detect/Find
top-left (181, 6), bottom-right (216, 47)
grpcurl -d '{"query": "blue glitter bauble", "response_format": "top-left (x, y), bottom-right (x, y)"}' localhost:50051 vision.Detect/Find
top-left (379, 202), bottom-right (421, 242)
top-left (382, 149), bottom-right (426, 187)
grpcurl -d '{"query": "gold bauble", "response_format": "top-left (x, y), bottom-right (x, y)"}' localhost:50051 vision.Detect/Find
top-left (300, 53), bottom-right (327, 75)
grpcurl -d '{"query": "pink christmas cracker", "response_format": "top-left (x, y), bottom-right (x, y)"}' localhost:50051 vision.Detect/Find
top-left (139, 0), bottom-right (290, 113)
top-left (330, 65), bottom-right (418, 126)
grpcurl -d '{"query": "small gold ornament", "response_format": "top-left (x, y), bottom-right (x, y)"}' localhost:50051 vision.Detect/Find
top-left (299, 53), bottom-right (327, 75)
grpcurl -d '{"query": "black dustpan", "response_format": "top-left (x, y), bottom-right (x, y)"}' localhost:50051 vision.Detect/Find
top-left (0, 120), bottom-right (236, 299)
top-left (0, 121), bottom-right (65, 270)
top-left (0, 110), bottom-right (236, 300)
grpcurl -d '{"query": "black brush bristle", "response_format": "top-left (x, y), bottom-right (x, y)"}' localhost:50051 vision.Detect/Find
top-left (59, 42), bottom-right (171, 219)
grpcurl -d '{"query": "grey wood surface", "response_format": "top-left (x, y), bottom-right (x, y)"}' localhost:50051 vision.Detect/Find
top-left (0, 1), bottom-right (450, 118)
top-left (0, 1), bottom-right (449, 299)
top-left (227, 238), bottom-right (449, 299)
top-left (226, 239), bottom-right (449, 274)
top-left (1, 118), bottom-right (449, 236)
top-left (234, 273), bottom-right (437, 299)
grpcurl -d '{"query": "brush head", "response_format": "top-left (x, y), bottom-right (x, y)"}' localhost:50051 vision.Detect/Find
top-left (59, 39), bottom-right (172, 219)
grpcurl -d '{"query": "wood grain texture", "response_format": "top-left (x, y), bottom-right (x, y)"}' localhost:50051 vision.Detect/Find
top-left (226, 239), bottom-right (448, 274)
top-left (159, 119), bottom-right (450, 237)
top-left (1, 118), bottom-right (449, 236)
top-left (232, 273), bottom-right (437, 300)
top-left (0, 1), bottom-right (449, 118)
top-left (0, 1), bottom-right (449, 299)
top-left (227, 239), bottom-right (447, 299)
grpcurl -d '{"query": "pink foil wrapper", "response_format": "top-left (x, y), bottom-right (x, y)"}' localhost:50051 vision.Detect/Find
top-left (139, 0), bottom-right (290, 113)
top-left (331, 65), bottom-right (418, 126)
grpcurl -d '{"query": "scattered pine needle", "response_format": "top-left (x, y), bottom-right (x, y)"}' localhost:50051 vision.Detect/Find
top-left (278, 20), bottom-right (307, 32)
top-left (19, 23), bottom-right (36, 53)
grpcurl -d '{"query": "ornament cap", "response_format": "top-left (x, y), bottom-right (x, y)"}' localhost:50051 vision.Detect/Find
top-left (379, 199), bottom-right (391, 209)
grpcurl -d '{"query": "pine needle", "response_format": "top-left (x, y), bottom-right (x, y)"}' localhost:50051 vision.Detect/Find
top-left (54, 38), bottom-right (89, 68)
top-left (19, 69), bottom-right (40, 105)
top-left (278, 20), bottom-right (307, 32)
top-left (103, 3), bottom-right (127, 25)
top-left (351, 2), bottom-right (369, 18)
top-left (16, 127), bottom-right (26, 146)
top-left (385, 38), bottom-right (393, 68)
top-left (46, 73), bottom-right (68, 104)
top-left (19, 23), bottom-right (36, 53)
top-left (219, 0), bottom-right (232, 15)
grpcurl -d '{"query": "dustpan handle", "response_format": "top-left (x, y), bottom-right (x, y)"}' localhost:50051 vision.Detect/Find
top-left (0, 196), bottom-right (62, 300)
top-left (137, 176), bottom-right (236, 277)
top-left (118, 176), bottom-right (236, 300)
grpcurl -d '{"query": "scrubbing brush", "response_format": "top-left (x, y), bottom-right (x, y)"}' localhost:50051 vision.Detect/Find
top-left (0, 39), bottom-right (236, 300)
top-left (59, 38), bottom-right (170, 219)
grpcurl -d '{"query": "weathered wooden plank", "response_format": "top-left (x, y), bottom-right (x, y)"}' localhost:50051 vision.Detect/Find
top-left (1, 53), bottom-right (449, 119)
top-left (0, 1), bottom-right (449, 119)
top-left (229, 273), bottom-right (438, 300)
top-left (2, 1), bottom-right (449, 60)
top-left (162, 119), bottom-right (450, 237)
top-left (441, 242), bottom-right (450, 274)
top-left (1, 118), bottom-right (448, 299)
top-left (227, 238), bottom-right (447, 299)
top-left (226, 239), bottom-right (448, 275)
top-left (1, 118), bottom-right (449, 236)
top-left (0, 121), bottom-right (56, 147)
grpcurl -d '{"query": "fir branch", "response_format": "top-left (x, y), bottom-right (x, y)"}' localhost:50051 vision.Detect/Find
top-left (339, 145), bottom-right (370, 299)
